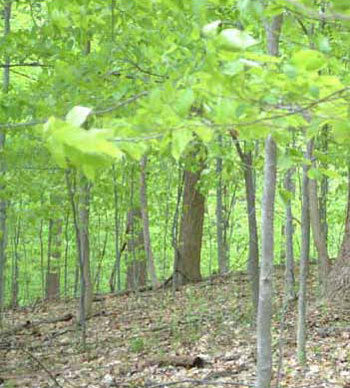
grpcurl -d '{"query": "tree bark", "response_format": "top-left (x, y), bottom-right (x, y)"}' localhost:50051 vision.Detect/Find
top-left (126, 208), bottom-right (147, 289)
top-left (232, 134), bottom-right (259, 316)
top-left (284, 167), bottom-right (296, 300)
top-left (175, 144), bottom-right (205, 286)
top-left (140, 155), bottom-right (159, 288)
top-left (327, 168), bottom-right (350, 303)
top-left (109, 164), bottom-right (122, 292)
top-left (256, 135), bottom-right (278, 388)
top-left (216, 136), bottom-right (229, 274)
top-left (0, 0), bottom-right (10, 321)
top-left (308, 142), bottom-right (330, 296)
top-left (46, 196), bottom-right (62, 300)
top-left (297, 141), bottom-right (312, 364)
top-left (77, 174), bottom-right (93, 322)
top-left (256, 12), bottom-right (283, 388)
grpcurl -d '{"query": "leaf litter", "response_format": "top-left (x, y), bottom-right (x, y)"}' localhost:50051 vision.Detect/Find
top-left (0, 267), bottom-right (349, 388)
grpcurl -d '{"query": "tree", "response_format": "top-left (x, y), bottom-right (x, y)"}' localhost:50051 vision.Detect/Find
top-left (0, 0), bottom-right (10, 321)
top-left (174, 142), bottom-right (206, 287)
top-left (297, 140), bottom-right (312, 364)
top-left (256, 12), bottom-right (283, 388)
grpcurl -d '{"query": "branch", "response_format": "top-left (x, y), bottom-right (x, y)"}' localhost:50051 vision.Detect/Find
top-left (0, 62), bottom-right (49, 68)
top-left (281, 0), bottom-right (350, 22)
top-left (146, 379), bottom-right (254, 388)
top-left (0, 91), bottom-right (148, 129)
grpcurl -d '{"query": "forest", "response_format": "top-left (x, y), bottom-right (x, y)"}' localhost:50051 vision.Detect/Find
top-left (1, 0), bottom-right (350, 387)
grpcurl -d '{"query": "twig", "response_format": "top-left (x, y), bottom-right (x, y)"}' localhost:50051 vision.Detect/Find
top-left (0, 62), bottom-right (49, 68)
top-left (281, 0), bottom-right (350, 22)
top-left (0, 91), bottom-right (148, 129)
top-left (146, 379), bottom-right (254, 388)
top-left (20, 348), bottom-right (65, 388)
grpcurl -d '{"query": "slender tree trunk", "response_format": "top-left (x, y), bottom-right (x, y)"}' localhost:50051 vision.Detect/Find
top-left (66, 169), bottom-right (93, 340)
top-left (126, 208), bottom-right (147, 289)
top-left (11, 216), bottom-right (20, 309)
top-left (232, 134), bottom-right (259, 316)
top-left (109, 164), bottom-right (122, 292)
top-left (172, 166), bottom-right (184, 293)
top-left (297, 141), bottom-right (312, 364)
top-left (319, 125), bottom-right (329, 246)
top-left (77, 174), bottom-right (93, 321)
top-left (39, 219), bottom-right (45, 298)
top-left (140, 155), bottom-right (159, 287)
top-left (257, 135), bottom-right (278, 388)
top-left (0, 0), bottom-right (11, 322)
top-left (64, 209), bottom-right (69, 299)
top-left (175, 144), bottom-right (205, 286)
top-left (216, 136), bottom-right (229, 274)
top-left (244, 150), bottom-right (259, 315)
top-left (308, 142), bottom-right (330, 296)
top-left (256, 12), bottom-right (283, 388)
top-left (284, 167), bottom-right (296, 300)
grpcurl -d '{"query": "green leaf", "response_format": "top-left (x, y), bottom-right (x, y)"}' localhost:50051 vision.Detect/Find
top-left (66, 106), bottom-right (92, 127)
top-left (172, 129), bottom-right (193, 160)
top-left (291, 49), bottom-right (326, 71)
top-left (193, 125), bottom-right (213, 143)
top-left (332, 121), bottom-right (350, 143)
top-left (217, 29), bottom-right (258, 51)
top-left (202, 20), bottom-right (221, 37)
top-left (308, 167), bottom-right (323, 181)
top-left (279, 188), bottom-right (294, 206)
top-left (319, 168), bottom-right (341, 180)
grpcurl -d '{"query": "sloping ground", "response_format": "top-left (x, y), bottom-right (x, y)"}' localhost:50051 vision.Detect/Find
top-left (1, 270), bottom-right (350, 388)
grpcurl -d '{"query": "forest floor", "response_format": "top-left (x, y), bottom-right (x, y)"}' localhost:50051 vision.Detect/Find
top-left (1, 268), bottom-right (350, 388)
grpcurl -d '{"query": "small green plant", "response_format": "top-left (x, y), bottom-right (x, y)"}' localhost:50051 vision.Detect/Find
top-left (129, 337), bottom-right (145, 353)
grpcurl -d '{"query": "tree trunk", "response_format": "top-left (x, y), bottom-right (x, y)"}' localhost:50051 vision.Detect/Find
top-left (126, 208), bottom-right (147, 289)
top-left (308, 142), bottom-right (330, 296)
top-left (328, 168), bottom-right (350, 303)
top-left (66, 170), bottom-right (93, 327)
top-left (109, 164), bottom-right (122, 292)
top-left (174, 145), bottom-right (205, 286)
top-left (244, 150), bottom-right (259, 315)
top-left (140, 155), bottom-right (159, 287)
top-left (256, 12), bottom-right (283, 388)
top-left (284, 167), bottom-right (296, 300)
top-left (0, 0), bottom-right (10, 321)
top-left (256, 134), bottom-right (278, 388)
top-left (232, 134), bottom-right (259, 316)
top-left (11, 216), bottom-right (20, 309)
top-left (297, 141), bottom-right (312, 364)
top-left (216, 136), bottom-right (229, 274)
top-left (46, 209), bottom-right (62, 300)
top-left (319, 125), bottom-right (329, 246)
top-left (77, 174), bottom-right (93, 322)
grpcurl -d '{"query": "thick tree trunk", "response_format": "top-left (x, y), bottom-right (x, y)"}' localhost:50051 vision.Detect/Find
top-left (284, 168), bottom-right (296, 300)
top-left (175, 146), bottom-right (205, 286)
top-left (297, 141), bottom-right (312, 364)
top-left (0, 0), bottom-right (10, 321)
top-left (140, 155), bottom-right (159, 287)
top-left (256, 12), bottom-right (283, 388)
top-left (216, 137), bottom-right (229, 274)
top-left (308, 142), bottom-right (330, 296)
